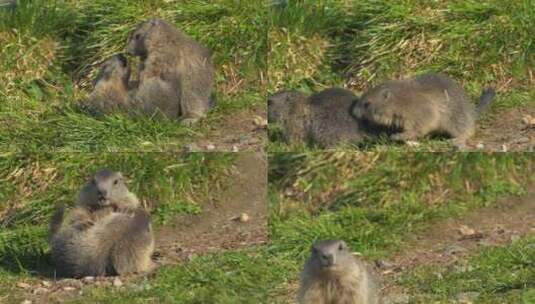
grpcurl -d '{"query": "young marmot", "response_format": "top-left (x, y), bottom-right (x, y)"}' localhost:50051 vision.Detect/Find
top-left (85, 54), bottom-right (132, 114)
top-left (352, 73), bottom-right (496, 148)
top-left (72, 169), bottom-right (140, 230)
top-left (268, 88), bottom-right (368, 148)
top-left (125, 18), bottom-right (215, 125)
top-left (49, 170), bottom-right (153, 277)
top-left (298, 240), bottom-right (380, 304)
top-left (50, 207), bottom-right (155, 277)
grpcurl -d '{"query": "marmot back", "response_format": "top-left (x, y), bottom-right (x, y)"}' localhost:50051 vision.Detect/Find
top-left (125, 18), bottom-right (215, 124)
top-left (85, 54), bottom-right (132, 114)
top-left (352, 73), bottom-right (495, 148)
top-left (298, 240), bottom-right (380, 304)
top-left (268, 88), bottom-right (367, 148)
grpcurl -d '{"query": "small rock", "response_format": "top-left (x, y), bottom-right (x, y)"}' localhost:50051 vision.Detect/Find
top-left (63, 286), bottom-right (76, 291)
top-left (457, 291), bottom-right (480, 303)
top-left (252, 116), bottom-right (268, 128)
top-left (182, 143), bottom-right (200, 153)
top-left (231, 145), bottom-right (239, 152)
top-left (459, 225), bottom-right (476, 237)
top-left (82, 276), bottom-right (95, 284)
top-left (475, 143), bottom-right (485, 149)
top-left (206, 144), bottom-right (216, 151)
top-left (113, 277), bottom-right (123, 287)
top-left (500, 144), bottom-right (508, 152)
top-left (17, 282), bottom-right (30, 289)
top-left (41, 281), bottom-right (52, 288)
top-left (406, 140), bottom-right (420, 147)
top-left (510, 234), bottom-right (520, 242)
top-left (522, 114), bottom-right (535, 127)
top-left (21, 300), bottom-right (32, 304)
top-left (375, 259), bottom-right (394, 269)
top-left (239, 213), bottom-right (250, 223)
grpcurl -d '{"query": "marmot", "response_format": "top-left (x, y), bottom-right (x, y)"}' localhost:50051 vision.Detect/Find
top-left (85, 54), bottom-right (132, 114)
top-left (49, 169), bottom-right (153, 277)
top-left (125, 18), bottom-right (215, 125)
top-left (72, 169), bottom-right (140, 230)
top-left (352, 73), bottom-right (496, 148)
top-left (298, 240), bottom-right (380, 304)
top-left (49, 206), bottom-right (155, 277)
top-left (268, 88), bottom-right (368, 148)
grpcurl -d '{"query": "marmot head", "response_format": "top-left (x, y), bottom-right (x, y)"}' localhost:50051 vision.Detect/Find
top-left (77, 169), bottom-right (136, 210)
top-left (352, 81), bottom-right (404, 128)
top-left (267, 90), bottom-right (306, 124)
top-left (94, 54), bottom-right (130, 87)
top-left (126, 18), bottom-right (176, 58)
top-left (308, 240), bottom-right (356, 275)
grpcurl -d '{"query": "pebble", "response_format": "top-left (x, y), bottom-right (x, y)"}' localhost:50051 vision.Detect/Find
top-left (63, 286), bottom-right (76, 291)
top-left (16, 282), bottom-right (30, 289)
top-left (239, 213), bottom-right (250, 223)
top-left (475, 143), bottom-right (485, 149)
top-left (41, 281), bottom-right (52, 288)
top-left (113, 277), bottom-right (123, 287)
top-left (82, 276), bottom-right (95, 284)
top-left (231, 145), bottom-right (239, 152)
top-left (206, 144), bottom-right (216, 151)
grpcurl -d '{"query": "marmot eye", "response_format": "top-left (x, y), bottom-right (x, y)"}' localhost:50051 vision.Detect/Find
top-left (113, 179), bottom-right (119, 185)
top-left (338, 244), bottom-right (344, 250)
top-left (134, 34), bottom-right (141, 40)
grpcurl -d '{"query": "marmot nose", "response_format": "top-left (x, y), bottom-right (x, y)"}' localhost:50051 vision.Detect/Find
top-left (98, 190), bottom-right (107, 201)
top-left (321, 253), bottom-right (334, 266)
top-left (363, 101), bottom-right (370, 109)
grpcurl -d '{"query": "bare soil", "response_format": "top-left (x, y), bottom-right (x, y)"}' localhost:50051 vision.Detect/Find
top-left (194, 104), bottom-right (267, 152)
top-left (380, 183), bottom-right (535, 298)
top-left (468, 106), bottom-right (535, 152)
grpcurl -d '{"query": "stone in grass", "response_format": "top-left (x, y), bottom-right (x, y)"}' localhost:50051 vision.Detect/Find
top-left (113, 277), bottom-right (123, 287)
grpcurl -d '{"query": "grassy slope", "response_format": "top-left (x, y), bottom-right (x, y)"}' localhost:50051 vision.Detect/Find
top-left (268, 0), bottom-right (535, 152)
top-left (268, 152), bottom-right (535, 303)
top-left (0, 0), bottom-right (267, 151)
top-left (0, 152), bottom-right (236, 302)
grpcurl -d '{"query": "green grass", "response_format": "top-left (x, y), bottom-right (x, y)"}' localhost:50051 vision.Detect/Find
top-left (268, 0), bottom-right (535, 151)
top-left (267, 152), bottom-right (534, 302)
top-left (401, 236), bottom-right (535, 303)
top-left (0, 0), bottom-right (267, 151)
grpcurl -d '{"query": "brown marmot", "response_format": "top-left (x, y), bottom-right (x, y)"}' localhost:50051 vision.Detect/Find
top-left (298, 240), bottom-right (381, 304)
top-left (352, 73), bottom-right (495, 148)
top-left (268, 88), bottom-right (368, 148)
top-left (71, 169), bottom-right (140, 230)
top-left (125, 18), bottom-right (215, 125)
top-left (85, 54), bottom-right (132, 114)
top-left (49, 207), bottom-right (155, 277)
top-left (49, 169), bottom-right (154, 277)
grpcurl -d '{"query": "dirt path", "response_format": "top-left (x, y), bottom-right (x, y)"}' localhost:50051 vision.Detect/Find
top-left (194, 104), bottom-right (267, 152)
top-left (468, 106), bottom-right (535, 151)
top-left (154, 151), bottom-right (267, 264)
top-left (380, 184), bottom-right (535, 299)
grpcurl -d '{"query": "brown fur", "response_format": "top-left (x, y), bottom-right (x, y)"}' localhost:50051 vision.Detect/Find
top-left (268, 88), bottom-right (368, 148)
top-left (85, 54), bottom-right (132, 113)
top-left (125, 18), bottom-right (215, 124)
top-left (49, 170), bottom-right (154, 278)
top-left (352, 73), bottom-right (495, 148)
top-left (298, 240), bottom-right (380, 304)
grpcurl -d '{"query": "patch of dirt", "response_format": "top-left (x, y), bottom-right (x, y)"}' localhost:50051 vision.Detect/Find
top-left (15, 152), bottom-right (267, 303)
top-left (380, 184), bottom-right (535, 297)
top-left (194, 104), bottom-right (267, 152)
top-left (468, 106), bottom-right (535, 152)
top-left (154, 151), bottom-right (267, 263)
